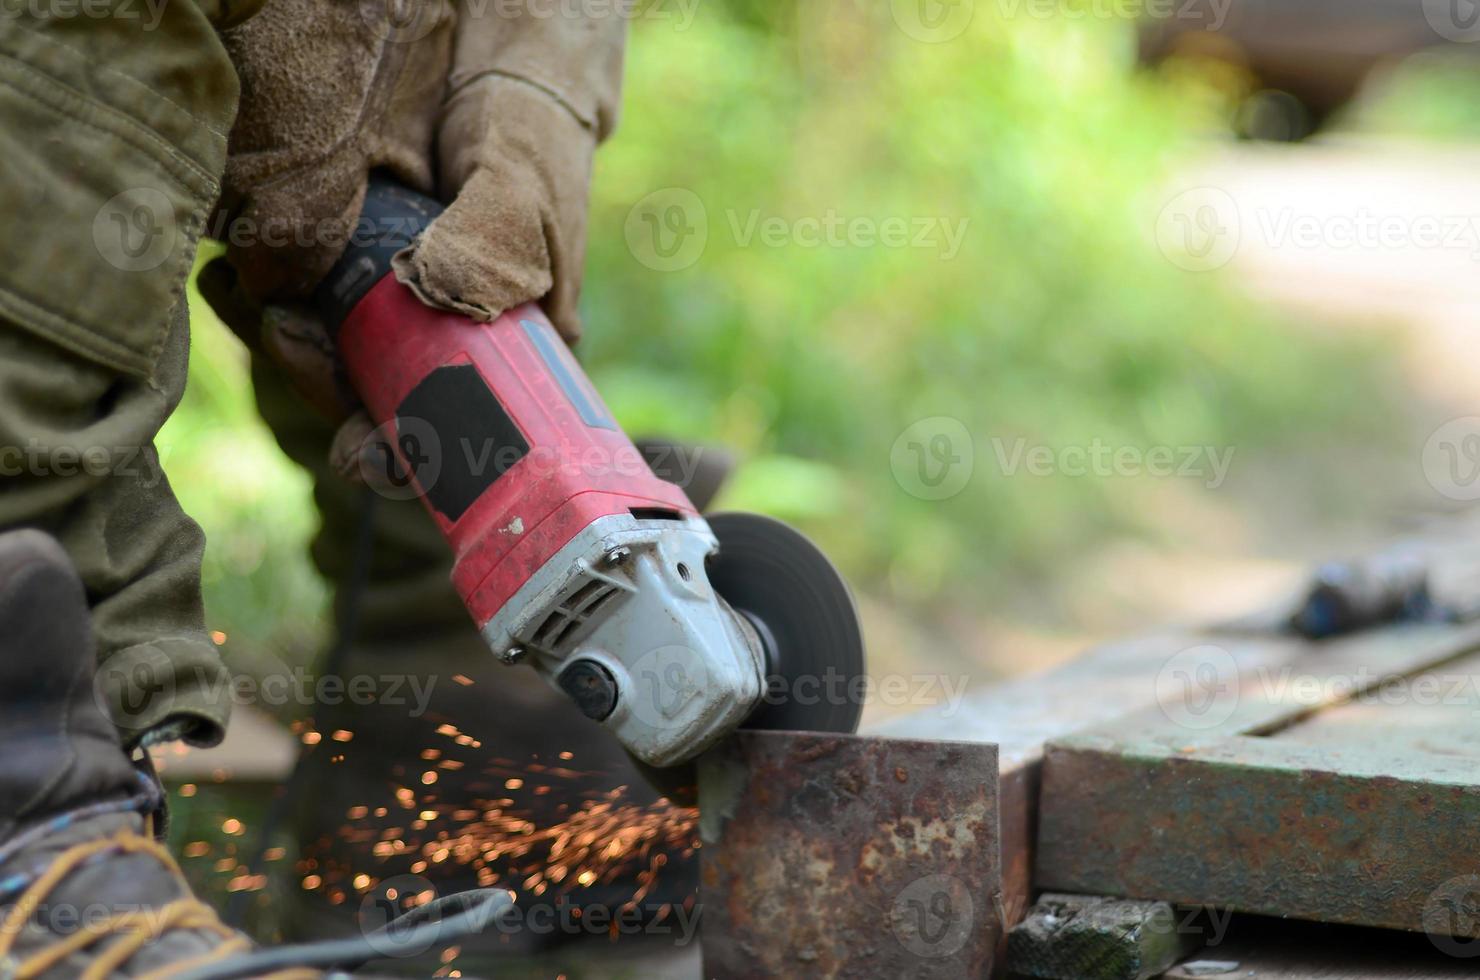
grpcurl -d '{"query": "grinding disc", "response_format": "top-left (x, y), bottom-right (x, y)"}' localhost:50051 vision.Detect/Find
top-left (706, 512), bottom-right (867, 735)
top-left (631, 513), bottom-right (867, 804)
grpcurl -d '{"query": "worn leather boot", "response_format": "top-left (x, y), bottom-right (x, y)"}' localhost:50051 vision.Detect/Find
top-left (0, 529), bottom-right (320, 980)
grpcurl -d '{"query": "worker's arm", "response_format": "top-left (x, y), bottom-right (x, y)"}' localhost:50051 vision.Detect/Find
top-left (210, 0), bottom-right (628, 344)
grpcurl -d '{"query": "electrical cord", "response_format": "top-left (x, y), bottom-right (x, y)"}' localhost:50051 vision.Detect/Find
top-left (171, 887), bottom-right (516, 980)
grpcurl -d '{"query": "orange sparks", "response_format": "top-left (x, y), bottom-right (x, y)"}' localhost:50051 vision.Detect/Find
top-left (300, 759), bottom-right (699, 917)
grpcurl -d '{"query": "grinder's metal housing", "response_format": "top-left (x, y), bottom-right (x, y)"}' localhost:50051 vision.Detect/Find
top-left (481, 512), bottom-right (766, 768)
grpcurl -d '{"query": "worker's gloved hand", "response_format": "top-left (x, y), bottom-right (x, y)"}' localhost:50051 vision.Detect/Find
top-left (202, 0), bottom-right (628, 463)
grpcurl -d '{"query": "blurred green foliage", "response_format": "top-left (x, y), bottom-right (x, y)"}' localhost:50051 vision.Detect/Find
top-left (1344, 50), bottom-right (1480, 140)
top-left (174, 1), bottom-right (1401, 659)
top-left (578, 3), bottom-right (1396, 604)
top-left (166, 258), bottom-right (329, 665)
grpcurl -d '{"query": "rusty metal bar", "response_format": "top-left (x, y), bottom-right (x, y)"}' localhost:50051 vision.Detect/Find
top-left (698, 731), bottom-right (1000, 979)
top-left (1035, 621), bottom-right (1480, 935)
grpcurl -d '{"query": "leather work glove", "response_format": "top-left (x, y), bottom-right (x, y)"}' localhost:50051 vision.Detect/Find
top-left (201, 0), bottom-right (627, 479)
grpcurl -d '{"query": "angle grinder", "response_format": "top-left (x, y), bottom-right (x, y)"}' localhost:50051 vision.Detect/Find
top-left (313, 176), bottom-right (866, 783)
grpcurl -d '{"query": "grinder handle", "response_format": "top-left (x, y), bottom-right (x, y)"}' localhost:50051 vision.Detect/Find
top-left (314, 173), bottom-right (445, 332)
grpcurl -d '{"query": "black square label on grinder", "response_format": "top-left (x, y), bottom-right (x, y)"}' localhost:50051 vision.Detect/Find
top-left (394, 363), bottom-right (529, 522)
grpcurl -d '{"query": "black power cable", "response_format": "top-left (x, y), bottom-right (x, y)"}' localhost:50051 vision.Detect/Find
top-left (176, 888), bottom-right (515, 980)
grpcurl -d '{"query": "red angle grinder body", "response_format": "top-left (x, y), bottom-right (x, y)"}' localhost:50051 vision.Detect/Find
top-left (317, 177), bottom-right (865, 771)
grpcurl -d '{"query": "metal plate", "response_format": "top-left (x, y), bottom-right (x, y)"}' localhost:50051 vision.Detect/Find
top-left (1035, 620), bottom-right (1480, 936)
top-left (706, 512), bottom-right (866, 735)
top-left (699, 731), bottom-right (1002, 979)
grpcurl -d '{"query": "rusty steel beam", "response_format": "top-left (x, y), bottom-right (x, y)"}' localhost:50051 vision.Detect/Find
top-left (698, 731), bottom-right (1000, 979)
top-left (1036, 621), bottom-right (1480, 935)
top-left (876, 630), bottom-right (1293, 942)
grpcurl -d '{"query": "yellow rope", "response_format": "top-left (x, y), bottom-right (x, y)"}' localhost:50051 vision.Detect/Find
top-left (0, 828), bottom-right (316, 980)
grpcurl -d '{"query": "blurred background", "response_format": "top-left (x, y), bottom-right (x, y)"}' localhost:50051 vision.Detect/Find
top-left (159, 0), bottom-right (1480, 958)
top-left (171, 0), bottom-right (1480, 705)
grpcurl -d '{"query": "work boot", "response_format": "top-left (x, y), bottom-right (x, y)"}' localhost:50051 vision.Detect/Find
top-left (0, 529), bottom-right (322, 979)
